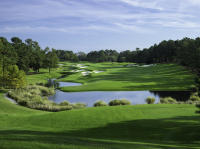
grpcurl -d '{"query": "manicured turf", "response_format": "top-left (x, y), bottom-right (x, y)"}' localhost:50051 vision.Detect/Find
top-left (57, 62), bottom-right (196, 92)
top-left (0, 93), bottom-right (200, 149)
top-left (1, 62), bottom-right (198, 149)
top-left (26, 68), bottom-right (62, 84)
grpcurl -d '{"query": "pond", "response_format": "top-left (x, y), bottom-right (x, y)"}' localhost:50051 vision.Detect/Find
top-left (48, 80), bottom-right (192, 107)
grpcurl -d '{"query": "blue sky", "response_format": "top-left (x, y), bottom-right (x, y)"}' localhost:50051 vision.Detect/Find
top-left (1, 0), bottom-right (200, 52)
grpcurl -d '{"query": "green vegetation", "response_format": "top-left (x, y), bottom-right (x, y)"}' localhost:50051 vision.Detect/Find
top-left (160, 97), bottom-right (177, 104)
top-left (109, 99), bottom-right (131, 106)
top-left (196, 104), bottom-right (200, 113)
top-left (94, 100), bottom-right (108, 107)
top-left (58, 63), bottom-right (195, 92)
top-left (189, 95), bottom-right (200, 101)
top-left (0, 93), bottom-right (200, 149)
top-left (1, 36), bottom-right (200, 148)
top-left (0, 65), bottom-right (26, 89)
top-left (146, 97), bottom-right (156, 104)
top-left (7, 85), bottom-right (86, 112)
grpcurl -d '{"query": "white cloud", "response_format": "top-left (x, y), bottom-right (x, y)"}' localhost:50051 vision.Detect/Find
top-left (0, 25), bottom-right (122, 34)
top-left (119, 0), bottom-right (163, 10)
top-left (114, 23), bottom-right (154, 33)
top-left (0, 0), bottom-right (200, 35)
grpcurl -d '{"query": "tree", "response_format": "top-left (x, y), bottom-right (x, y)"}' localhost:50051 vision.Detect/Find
top-left (77, 52), bottom-right (87, 61)
top-left (25, 39), bottom-right (44, 72)
top-left (0, 65), bottom-right (26, 89)
top-left (0, 37), bottom-right (17, 87)
top-left (44, 48), bottom-right (59, 73)
top-left (11, 37), bottom-right (30, 72)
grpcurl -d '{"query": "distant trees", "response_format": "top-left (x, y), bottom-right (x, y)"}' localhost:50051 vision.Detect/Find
top-left (87, 50), bottom-right (119, 62)
top-left (51, 37), bottom-right (200, 74)
top-left (1, 36), bottom-right (200, 88)
top-left (116, 37), bottom-right (200, 73)
top-left (55, 50), bottom-right (78, 62)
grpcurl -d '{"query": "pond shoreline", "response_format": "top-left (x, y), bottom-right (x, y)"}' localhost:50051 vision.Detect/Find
top-left (48, 79), bottom-right (192, 107)
top-left (4, 93), bottom-right (17, 104)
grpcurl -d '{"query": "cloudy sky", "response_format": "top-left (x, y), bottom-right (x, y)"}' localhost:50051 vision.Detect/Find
top-left (1, 0), bottom-right (200, 52)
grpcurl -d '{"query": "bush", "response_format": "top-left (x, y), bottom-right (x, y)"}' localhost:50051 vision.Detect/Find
top-left (94, 100), bottom-right (108, 107)
top-left (72, 103), bottom-right (87, 109)
top-left (145, 97), bottom-right (155, 104)
top-left (18, 99), bottom-right (28, 106)
top-left (59, 101), bottom-right (70, 106)
top-left (7, 85), bottom-right (85, 112)
top-left (38, 86), bottom-right (55, 96)
top-left (160, 97), bottom-right (177, 104)
top-left (109, 99), bottom-right (131, 106)
top-left (189, 95), bottom-right (200, 101)
top-left (120, 99), bottom-right (131, 105)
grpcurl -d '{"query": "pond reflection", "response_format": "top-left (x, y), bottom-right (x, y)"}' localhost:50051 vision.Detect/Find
top-left (48, 80), bottom-right (192, 107)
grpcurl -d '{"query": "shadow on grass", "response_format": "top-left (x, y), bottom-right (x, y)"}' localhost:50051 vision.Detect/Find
top-left (0, 116), bottom-right (200, 149)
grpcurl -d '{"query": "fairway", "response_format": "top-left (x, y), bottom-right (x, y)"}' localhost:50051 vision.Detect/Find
top-left (0, 93), bottom-right (200, 149)
top-left (55, 62), bottom-right (196, 92)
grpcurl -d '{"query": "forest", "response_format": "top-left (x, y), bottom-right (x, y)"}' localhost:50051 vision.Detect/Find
top-left (57, 37), bottom-right (200, 73)
top-left (1, 36), bottom-right (200, 89)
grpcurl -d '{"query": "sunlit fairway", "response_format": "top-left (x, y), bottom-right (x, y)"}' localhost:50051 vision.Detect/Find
top-left (55, 62), bottom-right (196, 92)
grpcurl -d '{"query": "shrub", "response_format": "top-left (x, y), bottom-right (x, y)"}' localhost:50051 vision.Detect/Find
top-left (109, 99), bottom-right (121, 106)
top-left (186, 100), bottom-right (200, 105)
top-left (189, 95), bottom-right (200, 101)
top-left (59, 101), bottom-right (70, 106)
top-left (109, 99), bottom-right (131, 106)
top-left (146, 97), bottom-right (155, 104)
top-left (7, 85), bottom-right (84, 112)
top-left (120, 99), bottom-right (131, 105)
top-left (18, 98), bottom-right (29, 106)
top-left (72, 103), bottom-right (87, 109)
top-left (160, 97), bottom-right (177, 104)
top-left (94, 100), bottom-right (108, 107)
top-left (38, 86), bottom-right (55, 96)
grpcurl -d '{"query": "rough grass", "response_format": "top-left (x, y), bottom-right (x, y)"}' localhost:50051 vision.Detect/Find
top-left (7, 85), bottom-right (86, 112)
top-left (0, 93), bottom-right (200, 149)
top-left (57, 62), bottom-right (196, 92)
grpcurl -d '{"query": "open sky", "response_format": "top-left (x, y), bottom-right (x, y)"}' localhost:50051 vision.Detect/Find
top-left (1, 0), bottom-right (200, 52)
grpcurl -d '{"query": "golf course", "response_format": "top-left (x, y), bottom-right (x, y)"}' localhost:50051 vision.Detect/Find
top-left (0, 62), bottom-right (200, 149)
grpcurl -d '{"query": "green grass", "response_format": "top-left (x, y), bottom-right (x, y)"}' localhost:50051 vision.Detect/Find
top-left (1, 62), bottom-right (198, 148)
top-left (26, 68), bottom-right (62, 84)
top-left (0, 93), bottom-right (200, 149)
top-left (56, 62), bottom-right (196, 92)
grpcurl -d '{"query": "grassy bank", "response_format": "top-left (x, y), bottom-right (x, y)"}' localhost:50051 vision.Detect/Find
top-left (56, 62), bottom-right (196, 92)
top-left (7, 85), bottom-right (86, 112)
top-left (0, 93), bottom-right (200, 149)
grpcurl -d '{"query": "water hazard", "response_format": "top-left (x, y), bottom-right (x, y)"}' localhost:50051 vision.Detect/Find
top-left (48, 80), bottom-right (192, 107)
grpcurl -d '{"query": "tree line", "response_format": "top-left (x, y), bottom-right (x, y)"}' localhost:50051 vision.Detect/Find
top-left (56, 37), bottom-right (200, 74)
top-left (0, 37), bottom-right (58, 88)
top-left (1, 36), bottom-right (200, 88)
